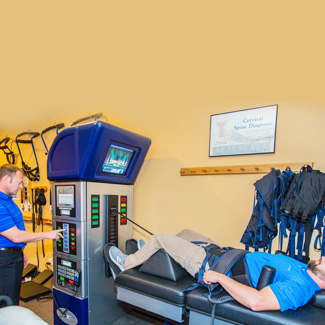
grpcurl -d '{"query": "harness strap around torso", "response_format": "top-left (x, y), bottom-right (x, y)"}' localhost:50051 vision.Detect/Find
top-left (199, 248), bottom-right (251, 295)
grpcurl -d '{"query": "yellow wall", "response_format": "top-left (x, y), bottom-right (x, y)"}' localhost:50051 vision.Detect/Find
top-left (1, 1), bottom-right (325, 268)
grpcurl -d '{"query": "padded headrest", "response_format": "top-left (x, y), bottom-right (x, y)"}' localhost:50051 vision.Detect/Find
top-left (139, 249), bottom-right (188, 281)
top-left (313, 290), bottom-right (325, 309)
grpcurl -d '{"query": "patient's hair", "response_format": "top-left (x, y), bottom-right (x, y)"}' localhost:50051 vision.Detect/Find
top-left (308, 260), bottom-right (325, 280)
top-left (0, 164), bottom-right (22, 181)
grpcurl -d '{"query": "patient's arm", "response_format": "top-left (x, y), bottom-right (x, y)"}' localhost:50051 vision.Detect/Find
top-left (203, 270), bottom-right (280, 311)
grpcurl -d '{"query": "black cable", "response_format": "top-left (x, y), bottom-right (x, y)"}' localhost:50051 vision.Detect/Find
top-left (207, 285), bottom-right (234, 325)
top-left (37, 294), bottom-right (53, 302)
top-left (112, 208), bottom-right (154, 236)
top-left (52, 285), bottom-right (77, 319)
top-left (41, 218), bottom-right (45, 258)
top-left (208, 285), bottom-right (216, 325)
top-left (36, 240), bottom-right (39, 269)
top-left (45, 262), bottom-right (53, 272)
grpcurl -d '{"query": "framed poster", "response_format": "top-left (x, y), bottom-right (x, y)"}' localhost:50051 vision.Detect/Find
top-left (209, 105), bottom-right (278, 157)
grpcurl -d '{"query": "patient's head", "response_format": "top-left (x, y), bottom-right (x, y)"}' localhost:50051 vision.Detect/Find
top-left (308, 256), bottom-right (325, 280)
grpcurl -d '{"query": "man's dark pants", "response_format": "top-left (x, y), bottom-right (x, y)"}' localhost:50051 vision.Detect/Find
top-left (0, 250), bottom-right (24, 305)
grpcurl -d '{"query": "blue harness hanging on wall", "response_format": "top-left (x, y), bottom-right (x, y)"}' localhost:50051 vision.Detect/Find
top-left (240, 169), bottom-right (283, 253)
top-left (281, 165), bottom-right (325, 261)
top-left (241, 165), bottom-right (325, 262)
top-left (15, 132), bottom-right (40, 181)
top-left (0, 137), bottom-right (16, 164)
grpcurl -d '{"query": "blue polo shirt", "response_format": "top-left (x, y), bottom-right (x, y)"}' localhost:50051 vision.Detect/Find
top-left (0, 191), bottom-right (26, 248)
top-left (245, 252), bottom-right (321, 311)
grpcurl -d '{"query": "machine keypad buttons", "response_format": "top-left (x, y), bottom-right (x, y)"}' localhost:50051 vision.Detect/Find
top-left (56, 222), bottom-right (77, 255)
top-left (57, 257), bottom-right (80, 288)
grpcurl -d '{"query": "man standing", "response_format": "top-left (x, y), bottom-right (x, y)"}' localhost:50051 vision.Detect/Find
top-left (0, 164), bottom-right (65, 305)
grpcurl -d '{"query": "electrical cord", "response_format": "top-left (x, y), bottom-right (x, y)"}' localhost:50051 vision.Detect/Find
top-left (37, 274), bottom-right (53, 302)
top-left (207, 284), bottom-right (234, 325)
top-left (45, 262), bottom-right (53, 272)
top-left (52, 284), bottom-right (77, 320)
top-left (110, 208), bottom-right (154, 236)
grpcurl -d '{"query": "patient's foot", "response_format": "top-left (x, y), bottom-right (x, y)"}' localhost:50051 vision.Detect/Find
top-left (137, 239), bottom-right (145, 250)
top-left (103, 243), bottom-right (127, 279)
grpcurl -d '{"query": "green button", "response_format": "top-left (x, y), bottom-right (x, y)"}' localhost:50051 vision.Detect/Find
top-left (92, 197), bottom-right (99, 202)
top-left (92, 209), bottom-right (98, 214)
top-left (71, 237), bottom-right (75, 241)
top-left (121, 208), bottom-right (126, 213)
top-left (92, 215), bottom-right (99, 220)
top-left (92, 221), bottom-right (99, 226)
top-left (92, 203), bottom-right (99, 208)
top-left (60, 276), bottom-right (65, 281)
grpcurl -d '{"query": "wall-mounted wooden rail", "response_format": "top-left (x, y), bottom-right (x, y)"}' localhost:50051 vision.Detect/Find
top-left (180, 162), bottom-right (314, 176)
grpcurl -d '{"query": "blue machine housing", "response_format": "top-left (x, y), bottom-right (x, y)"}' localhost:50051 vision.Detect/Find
top-left (47, 121), bottom-right (151, 184)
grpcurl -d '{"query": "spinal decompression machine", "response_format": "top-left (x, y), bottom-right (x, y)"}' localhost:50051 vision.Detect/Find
top-left (47, 121), bottom-right (151, 325)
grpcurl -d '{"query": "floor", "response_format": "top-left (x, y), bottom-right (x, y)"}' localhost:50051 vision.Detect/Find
top-left (20, 297), bottom-right (169, 324)
top-left (20, 297), bottom-right (54, 325)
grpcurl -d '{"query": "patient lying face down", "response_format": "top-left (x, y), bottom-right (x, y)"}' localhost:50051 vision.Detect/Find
top-left (103, 230), bottom-right (325, 312)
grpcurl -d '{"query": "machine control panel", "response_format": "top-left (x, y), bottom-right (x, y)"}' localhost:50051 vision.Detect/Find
top-left (56, 257), bottom-right (81, 290)
top-left (120, 195), bottom-right (128, 225)
top-left (91, 195), bottom-right (100, 228)
top-left (56, 222), bottom-right (77, 255)
top-left (55, 185), bottom-right (76, 218)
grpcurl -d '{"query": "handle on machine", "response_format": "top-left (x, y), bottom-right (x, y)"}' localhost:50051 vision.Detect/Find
top-left (71, 112), bottom-right (103, 126)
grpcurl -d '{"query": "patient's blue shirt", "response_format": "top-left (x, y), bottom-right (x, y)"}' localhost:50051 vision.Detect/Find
top-left (245, 252), bottom-right (321, 311)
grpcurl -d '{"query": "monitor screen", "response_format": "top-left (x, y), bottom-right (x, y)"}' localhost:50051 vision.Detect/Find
top-left (55, 185), bottom-right (76, 217)
top-left (100, 144), bottom-right (134, 175)
top-left (56, 185), bottom-right (74, 209)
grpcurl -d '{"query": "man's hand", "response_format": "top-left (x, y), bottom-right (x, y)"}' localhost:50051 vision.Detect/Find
top-left (46, 228), bottom-right (66, 241)
top-left (201, 269), bottom-right (280, 311)
top-left (0, 227), bottom-right (67, 244)
top-left (23, 253), bottom-right (28, 268)
top-left (202, 270), bottom-right (221, 285)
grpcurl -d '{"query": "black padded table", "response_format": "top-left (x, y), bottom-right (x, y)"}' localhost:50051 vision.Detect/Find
top-left (186, 286), bottom-right (325, 325)
top-left (113, 246), bottom-right (325, 325)
top-left (115, 267), bottom-right (195, 323)
top-left (115, 268), bottom-right (325, 325)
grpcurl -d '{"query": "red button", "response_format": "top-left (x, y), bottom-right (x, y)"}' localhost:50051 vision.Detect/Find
top-left (120, 219), bottom-right (127, 223)
top-left (69, 280), bottom-right (74, 285)
top-left (121, 198), bottom-right (127, 202)
top-left (71, 229), bottom-right (75, 232)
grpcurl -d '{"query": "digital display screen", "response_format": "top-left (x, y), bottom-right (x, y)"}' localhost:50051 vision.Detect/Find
top-left (100, 145), bottom-right (134, 175)
top-left (57, 185), bottom-right (74, 209)
top-left (61, 259), bottom-right (72, 268)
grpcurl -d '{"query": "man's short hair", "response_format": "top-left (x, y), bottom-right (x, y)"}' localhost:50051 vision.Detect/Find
top-left (0, 164), bottom-right (23, 181)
